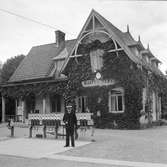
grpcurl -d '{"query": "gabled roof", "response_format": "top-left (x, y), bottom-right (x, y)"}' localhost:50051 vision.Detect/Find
top-left (61, 9), bottom-right (142, 72)
top-left (61, 9), bottom-right (163, 76)
top-left (9, 9), bottom-right (163, 84)
top-left (121, 32), bottom-right (137, 46)
top-left (9, 39), bottom-right (76, 83)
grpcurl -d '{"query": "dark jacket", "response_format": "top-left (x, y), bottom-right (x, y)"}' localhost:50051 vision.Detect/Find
top-left (63, 112), bottom-right (77, 128)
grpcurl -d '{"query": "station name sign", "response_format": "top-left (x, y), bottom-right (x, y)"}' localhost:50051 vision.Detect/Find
top-left (82, 79), bottom-right (115, 87)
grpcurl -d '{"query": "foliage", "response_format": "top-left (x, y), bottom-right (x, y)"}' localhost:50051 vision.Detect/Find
top-left (1, 81), bottom-right (67, 99)
top-left (63, 55), bottom-right (92, 102)
top-left (0, 71), bottom-right (1, 81)
top-left (64, 40), bottom-right (146, 129)
top-left (77, 39), bottom-right (116, 54)
top-left (148, 72), bottom-right (167, 118)
top-left (1, 54), bottom-right (25, 83)
top-left (102, 51), bottom-right (145, 129)
top-left (1, 39), bottom-right (167, 127)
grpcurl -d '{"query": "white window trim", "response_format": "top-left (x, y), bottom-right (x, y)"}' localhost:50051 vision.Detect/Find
top-left (76, 96), bottom-right (87, 113)
top-left (90, 49), bottom-right (104, 72)
top-left (108, 88), bottom-right (125, 113)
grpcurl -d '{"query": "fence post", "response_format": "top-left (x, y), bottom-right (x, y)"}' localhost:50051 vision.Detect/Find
top-left (43, 125), bottom-right (46, 138)
top-left (55, 124), bottom-right (58, 139)
top-left (2, 96), bottom-right (6, 122)
top-left (11, 126), bottom-right (14, 137)
top-left (29, 126), bottom-right (33, 138)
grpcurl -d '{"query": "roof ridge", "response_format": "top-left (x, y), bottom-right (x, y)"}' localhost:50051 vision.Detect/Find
top-left (93, 9), bottom-right (123, 35)
top-left (124, 31), bottom-right (137, 41)
top-left (32, 39), bottom-right (76, 48)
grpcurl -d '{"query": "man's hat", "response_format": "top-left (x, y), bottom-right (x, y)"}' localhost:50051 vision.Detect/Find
top-left (66, 102), bottom-right (73, 108)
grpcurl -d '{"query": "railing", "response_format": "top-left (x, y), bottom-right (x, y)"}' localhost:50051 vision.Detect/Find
top-left (28, 113), bottom-right (94, 126)
top-left (5, 115), bottom-right (23, 122)
top-left (28, 113), bottom-right (94, 139)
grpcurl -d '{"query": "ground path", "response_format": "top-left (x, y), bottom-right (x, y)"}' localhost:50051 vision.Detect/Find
top-left (0, 124), bottom-right (167, 167)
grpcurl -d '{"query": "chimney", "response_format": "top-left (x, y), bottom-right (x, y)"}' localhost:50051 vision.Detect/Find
top-left (55, 30), bottom-right (65, 47)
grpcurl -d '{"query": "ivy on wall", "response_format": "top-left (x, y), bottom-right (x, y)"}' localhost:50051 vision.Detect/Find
top-left (147, 72), bottom-right (167, 119)
top-left (64, 40), bottom-right (147, 129)
top-left (102, 51), bottom-right (146, 129)
top-left (1, 39), bottom-right (167, 128)
top-left (64, 39), bottom-right (167, 128)
top-left (1, 81), bottom-right (67, 99)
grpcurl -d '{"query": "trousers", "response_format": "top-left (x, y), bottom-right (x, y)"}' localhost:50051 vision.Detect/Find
top-left (65, 127), bottom-right (75, 146)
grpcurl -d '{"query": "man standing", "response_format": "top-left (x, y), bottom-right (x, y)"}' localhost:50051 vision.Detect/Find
top-left (63, 102), bottom-right (77, 147)
top-left (95, 97), bottom-right (102, 128)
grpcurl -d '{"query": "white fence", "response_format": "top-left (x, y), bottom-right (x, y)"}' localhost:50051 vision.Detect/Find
top-left (28, 113), bottom-right (93, 126)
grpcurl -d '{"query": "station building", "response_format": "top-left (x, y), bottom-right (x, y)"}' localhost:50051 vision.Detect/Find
top-left (0, 10), bottom-right (164, 129)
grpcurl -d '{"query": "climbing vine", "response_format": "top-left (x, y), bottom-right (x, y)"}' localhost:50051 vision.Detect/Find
top-left (0, 81), bottom-right (67, 99)
top-left (1, 39), bottom-right (167, 129)
top-left (64, 40), bottom-right (148, 129)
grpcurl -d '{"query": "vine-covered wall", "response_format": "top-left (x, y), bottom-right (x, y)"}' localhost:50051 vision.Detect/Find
top-left (148, 72), bottom-right (167, 119)
top-left (102, 51), bottom-right (146, 129)
top-left (64, 44), bottom-right (147, 129)
top-left (1, 81), bottom-right (67, 99)
top-left (1, 40), bottom-right (167, 128)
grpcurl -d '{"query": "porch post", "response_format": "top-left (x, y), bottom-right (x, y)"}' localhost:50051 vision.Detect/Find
top-left (159, 96), bottom-right (162, 119)
top-left (142, 88), bottom-right (146, 112)
top-left (15, 99), bottom-right (17, 121)
top-left (15, 99), bottom-right (17, 114)
top-left (2, 96), bottom-right (6, 122)
top-left (43, 97), bottom-right (46, 114)
top-left (22, 100), bottom-right (26, 122)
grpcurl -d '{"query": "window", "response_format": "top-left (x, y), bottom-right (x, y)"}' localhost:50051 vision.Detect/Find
top-left (90, 49), bottom-right (104, 72)
top-left (75, 96), bottom-right (88, 113)
top-left (51, 95), bottom-right (61, 113)
top-left (146, 56), bottom-right (150, 64)
top-left (152, 61), bottom-right (158, 68)
top-left (109, 89), bottom-right (124, 113)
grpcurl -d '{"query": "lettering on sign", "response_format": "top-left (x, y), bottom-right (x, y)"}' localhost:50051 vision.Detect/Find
top-left (82, 79), bottom-right (115, 87)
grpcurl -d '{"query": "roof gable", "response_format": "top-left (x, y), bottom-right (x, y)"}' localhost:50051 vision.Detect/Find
top-left (61, 9), bottom-right (142, 72)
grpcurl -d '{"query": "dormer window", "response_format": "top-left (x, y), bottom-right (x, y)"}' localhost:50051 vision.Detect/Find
top-left (151, 60), bottom-right (158, 68)
top-left (134, 48), bottom-right (140, 58)
top-left (146, 56), bottom-right (149, 63)
top-left (90, 49), bottom-right (104, 72)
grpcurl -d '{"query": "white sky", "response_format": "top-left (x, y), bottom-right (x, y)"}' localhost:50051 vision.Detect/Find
top-left (0, 0), bottom-right (167, 73)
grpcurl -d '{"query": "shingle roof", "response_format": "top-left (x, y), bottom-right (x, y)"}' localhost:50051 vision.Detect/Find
top-left (121, 32), bottom-right (137, 46)
top-left (62, 9), bottom-right (163, 76)
top-left (9, 39), bottom-right (76, 82)
top-left (95, 11), bottom-right (142, 64)
top-left (9, 10), bottom-right (163, 83)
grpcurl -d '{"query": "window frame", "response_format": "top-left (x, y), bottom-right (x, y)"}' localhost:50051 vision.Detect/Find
top-left (76, 96), bottom-right (88, 113)
top-left (108, 88), bottom-right (125, 113)
top-left (90, 49), bottom-right (104, 72)
top-left (50, 95), bottom-right (62, 113)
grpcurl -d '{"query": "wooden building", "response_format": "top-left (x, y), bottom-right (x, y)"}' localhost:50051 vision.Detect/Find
top-left (0, 10), bottom-right (164, 128)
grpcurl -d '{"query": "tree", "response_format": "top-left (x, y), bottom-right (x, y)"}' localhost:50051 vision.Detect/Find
top-left (1, 55), bottom-right (25, 83)
top-left (0, 61), bottom-right (2, 121)
top-left (0, 69), bottom-right (2, 83)
top-left (0, 60), bottom-right (2, 83)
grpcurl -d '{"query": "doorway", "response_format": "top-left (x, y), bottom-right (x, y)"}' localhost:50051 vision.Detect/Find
top-left (50, 94), bottom-right (62, 113)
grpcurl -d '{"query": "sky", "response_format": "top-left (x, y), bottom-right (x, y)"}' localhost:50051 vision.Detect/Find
top-left (0, 0), bottom-right (167, 73)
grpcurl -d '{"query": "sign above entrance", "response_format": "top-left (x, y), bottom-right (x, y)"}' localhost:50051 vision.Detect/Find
top-left (82, 79), bottom-right (115, 87)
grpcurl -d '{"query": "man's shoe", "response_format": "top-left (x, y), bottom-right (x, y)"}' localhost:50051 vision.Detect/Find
top-left (64, 145), bottom-right (69, 147)
top-left (72, 145), bottom-right (75, 147)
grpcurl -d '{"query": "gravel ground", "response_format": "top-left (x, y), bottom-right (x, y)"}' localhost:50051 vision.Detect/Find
top-left (60, 126), bottom-right (167, 164)
top-left (0, 124), bottom-right (167, 166)
top-left (0, 155), bottom-right (117, 167)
